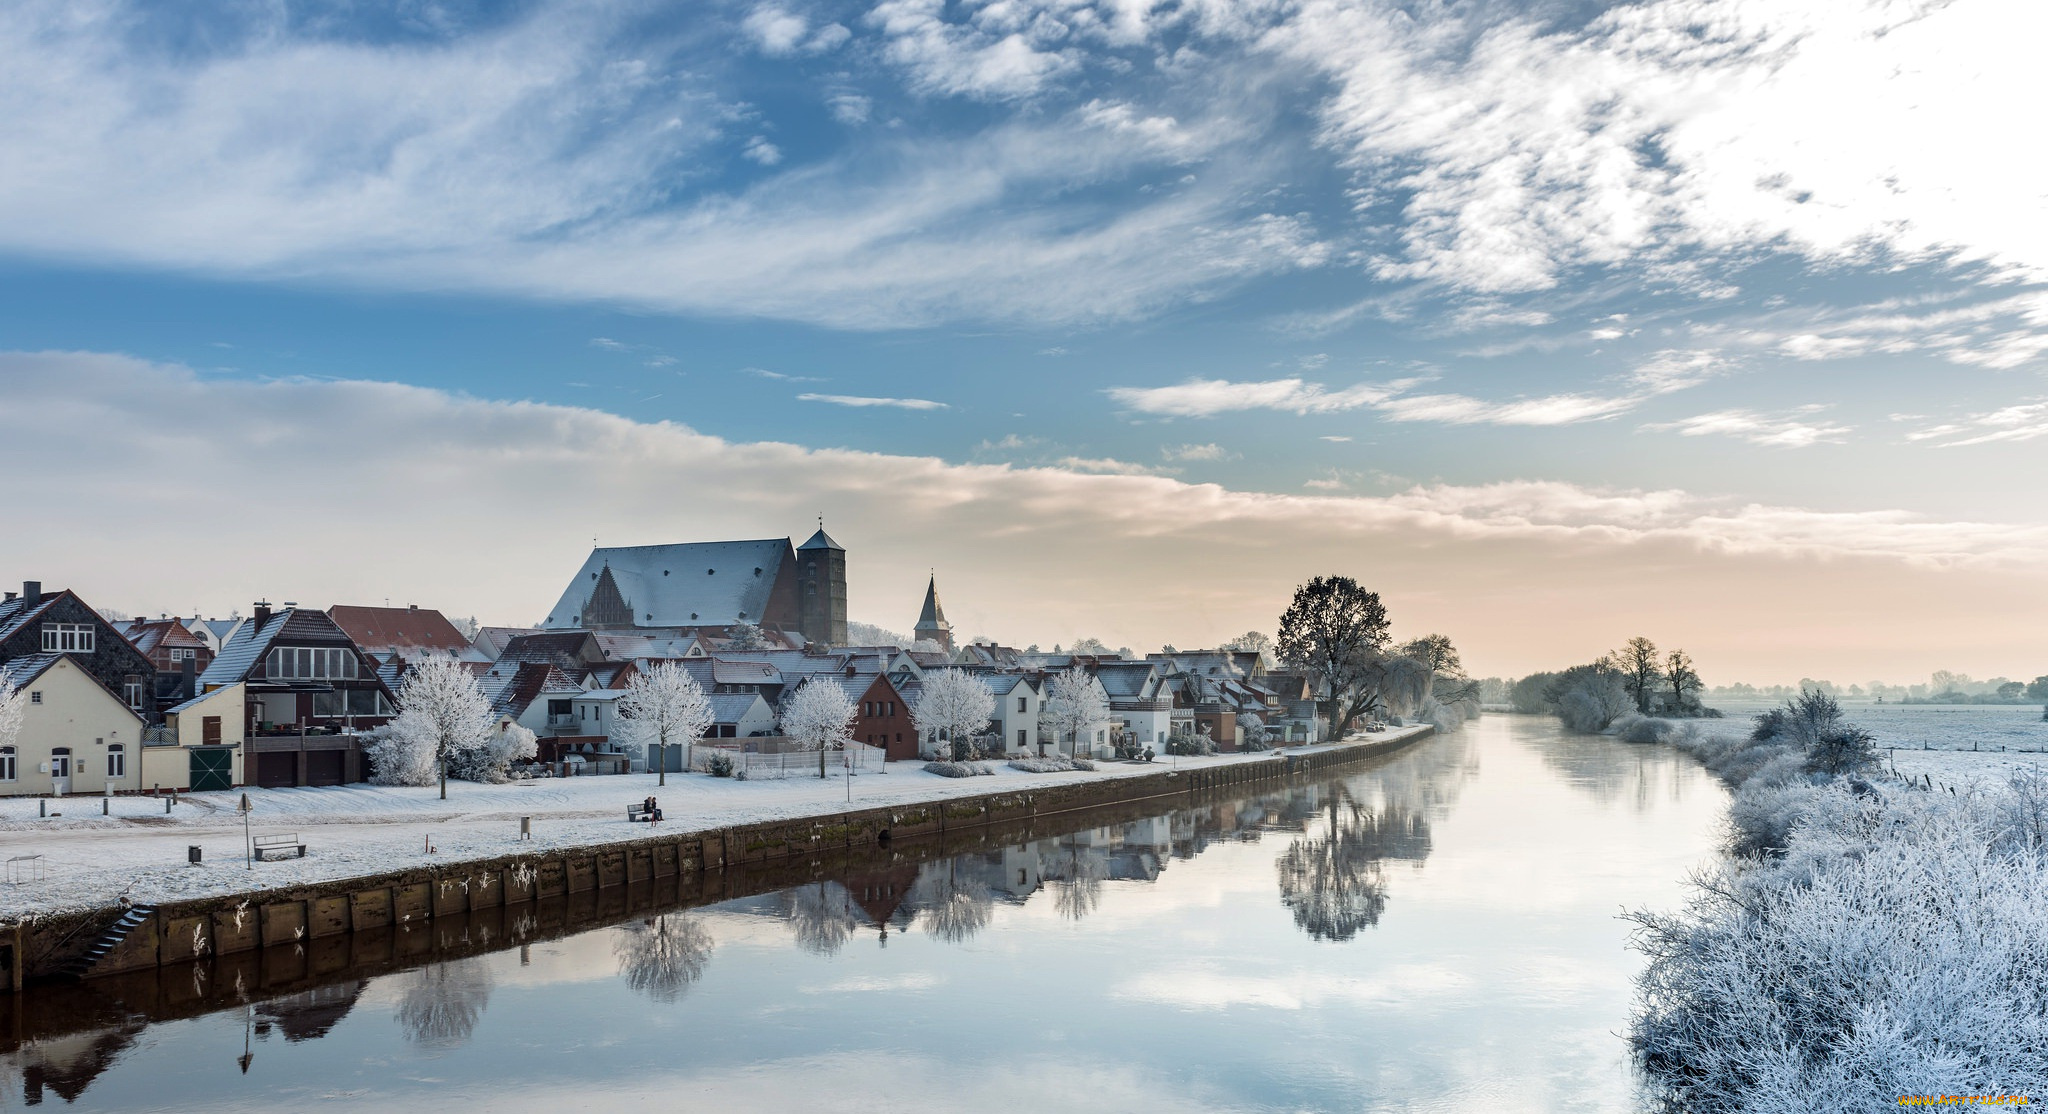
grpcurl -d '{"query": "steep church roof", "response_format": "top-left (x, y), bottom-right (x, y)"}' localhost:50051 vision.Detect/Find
top-left (542, 539), bottom-right (797, 631)
top-left (798, 527), bottom-right (843, 552)
top-left (916, 576), bottom-right (948, 630)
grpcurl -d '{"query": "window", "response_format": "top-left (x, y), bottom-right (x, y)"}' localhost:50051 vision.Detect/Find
top-left (30, 691), bottom-right (42, 705)
top-left (41, 623), bottom-right (94, 653)
top-left (106, 744), bottom-right (125, 779)
top-left (124, 679), bottom-right (144, 710)
top-left (168, 648), bottom-right (191, 662)
top-left (1018, 696), bottom-right (1027, 713)
top-left (265, 647), bottom-right (357, 680)
top-left (0, 747), bottom-right (13, 781)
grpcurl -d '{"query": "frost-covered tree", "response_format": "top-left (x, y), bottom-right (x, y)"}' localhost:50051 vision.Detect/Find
top-left (1039, 665), bottom-right (1108, 758)
top-left (1223, 630), bottom-right (1274, 658)
top-left (0, 675), bottom-right (26, 756)
top-left (781, 881), bottom-right (864, 956)
top-left (909, 861), bottom-right (994, 945)
top-left (845, 620), bottom-right (912, 648)
top-left (781, 679), bottom-right (856, 778)
top-left (1664, 649), bottom-right (1704, 712)
top-left (912, 669), bottom-right (995, 760)
top-left (617, 661), bottom-right (713, 778)
top-left (1276, 575), bottom-right (1393, 739)
top-left (1399, 634), bottom-right (1461, 676)
top-left (1070, 637), bottom-right (1111, 656)
top-left (478, 721), bottom-right (538, 778)
top-left (1614, 637), bottom-right (1664, 714)
top-left (451, 615), bottom-right (482, 640)
top-left (396, 958), bottom-right (493, 1050)
top-left (1545, 662), bottom-right (1633, 732)
top-left (371, 656), bottom-right (496, 797)
top-left (725, 622), bottom-right (773, 650)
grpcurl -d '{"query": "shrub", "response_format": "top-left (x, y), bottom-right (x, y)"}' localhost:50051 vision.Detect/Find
top-left (706, 752), bottom-right (735, 778)
top-left (1008, 756), bottom-right (1076, 773)
top-left (1547, 663), bottom-right (1632, 732)
top-left (923, 760), bottom-right (993, 778)
top-left (1164, 733), bottom-right (1215, 757)
top-left (1072, 758), bottom-right (1096, 771)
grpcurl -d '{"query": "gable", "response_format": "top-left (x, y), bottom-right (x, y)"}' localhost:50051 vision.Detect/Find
top-left (541, 539), bottom-right (797, 630)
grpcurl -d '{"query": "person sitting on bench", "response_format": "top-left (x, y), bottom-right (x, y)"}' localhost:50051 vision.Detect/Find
top-left (647, 797), bottom-right (663, 822)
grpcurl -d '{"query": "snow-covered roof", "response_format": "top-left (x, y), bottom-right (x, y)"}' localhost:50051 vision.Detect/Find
top-left (198, 610), bottom-right (293, 687)
top-left (541, 539), bottom-right (794, 630)
top-left (707, 692), bottom-right (770, 723)
top-left (0, 652), bottom-right (61, 689)
top-left (0, 593), bottom-right (60, 643)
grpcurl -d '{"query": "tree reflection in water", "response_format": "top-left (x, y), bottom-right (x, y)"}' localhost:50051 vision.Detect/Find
top-left (1276, 789), bottom-right (1397, 942)
top-left (781, 881), bottom-right (866, 956)
top-left (1042, 839), bottom-right (1109, 922)
top-left (613, 914), bottom-right (715, 1003)
top-left (395, 957), bottom-right (493, 1050)
top-left (908, 860), bottom-right (995, 944)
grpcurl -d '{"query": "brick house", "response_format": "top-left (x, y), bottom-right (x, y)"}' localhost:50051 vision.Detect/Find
top-left (0, 582), bottom-right (162, 721)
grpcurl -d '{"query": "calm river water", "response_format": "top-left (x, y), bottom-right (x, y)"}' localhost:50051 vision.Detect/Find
top-left (4, 715), bottom-right (1727, 1112)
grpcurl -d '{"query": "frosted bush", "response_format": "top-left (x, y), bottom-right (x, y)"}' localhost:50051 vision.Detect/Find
top-left (1008, 756), bottom-right (1078, 773)
top-left (1631, 778), bottom-right (2048, 1112)
top-left (923, 761), bottom-right (993, 778)
top-left (1072, 758), bottom-right (1096, 771)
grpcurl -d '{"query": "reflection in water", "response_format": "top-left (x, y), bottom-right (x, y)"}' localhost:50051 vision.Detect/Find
top-left (396, 958), bottom-right (494, 1050)
top-left (613, 915), bottom-right (715, 1003)
top-left (908, 862), bottom-right (995, 944)
top-left (1043, 840), bottom-right (1110, 923)
top-left (256, 980), bottom-right (369, 1043)
top-left (781, 881), bottom-right (867, 956)
top-left (1276, 789), bottom-right (1391, 942)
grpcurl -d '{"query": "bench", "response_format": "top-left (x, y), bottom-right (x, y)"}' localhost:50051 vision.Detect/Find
top-left (253, 834), bottom-right (306, 860)
top-left (627, 805), bottom-right (661, 823)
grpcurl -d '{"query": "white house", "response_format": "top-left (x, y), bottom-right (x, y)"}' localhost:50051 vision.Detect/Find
top-left (0, 655), bottom-right (146, 797)
top-left (972, 673), bottom-right (1040, 756)
top-left (146, 681), bottom-right (248, 792)
top-left (1094, 660), bottom-right (1175, 749)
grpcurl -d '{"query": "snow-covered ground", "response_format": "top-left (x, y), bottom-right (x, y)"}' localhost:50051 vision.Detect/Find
top-left (1696, 701), bottom-right (2047, 792)
top-left (0, 729), bottom-right (1430, 918)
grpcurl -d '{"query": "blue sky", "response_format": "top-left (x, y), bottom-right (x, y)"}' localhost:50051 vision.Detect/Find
top-left (0, 0), bottom-right (2043, 679)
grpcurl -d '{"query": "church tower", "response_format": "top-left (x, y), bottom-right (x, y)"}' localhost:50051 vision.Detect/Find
top-left (913, 574), bottom-right (952, 652)
top-left (797, 526), bottom-right (848, 647)
top-left (579, 563), bottom-right (635, 629)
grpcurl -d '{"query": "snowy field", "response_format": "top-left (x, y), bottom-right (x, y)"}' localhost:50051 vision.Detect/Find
top-left (1703, 699), bottom-right (2047, 755)
top-left (0, 729), bottom-right (1428, 918)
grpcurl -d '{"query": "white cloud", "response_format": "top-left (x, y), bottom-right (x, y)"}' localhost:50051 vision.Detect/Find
top-left (1905, 401), bottom-right (2048, 448)
top-left (1107, 377), bottom-right (1406, 417)
top-left (1643, 408), bottom-right (1851, 448)
top-left (825, 91), bottom-right (872, 125)
top-left (1375, 392), bottom-right (1637, 427)
top-left (1056, 455), bottom-right (1175, 476)
top-left (1161, 443), bottom-right (1234, 462)
top-left (743, 6), bottom-right (811, 55)
top-left (7, 352), bottom-right (2045, 678)
top-left (589, 337), bottom-right (629, 350)
top-left (1318, 435), bottom-right (1351, 442)
top-left (742, 136), bottom-right (783, 166)
top-left (867, 0), bottom-right (1079, 100)
top-left (796, 392), bottom-right (947, 410)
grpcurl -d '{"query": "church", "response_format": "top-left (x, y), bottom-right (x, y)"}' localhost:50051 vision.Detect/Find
top-left (541, 528), bottom-right (847, 646)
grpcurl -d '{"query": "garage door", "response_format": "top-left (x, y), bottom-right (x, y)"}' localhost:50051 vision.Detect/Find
top-left (305, 750), bottom-right (346, 787)
top-left (189, 747), bottom-right (233, 792)
top-left (255, 752), bottom-right (298, 789)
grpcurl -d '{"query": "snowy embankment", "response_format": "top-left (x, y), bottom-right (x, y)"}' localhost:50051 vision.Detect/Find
top-left (1617, 706), bottom-right (2048, 1110)
top-left (0, 729), bottom-right (1428, 919)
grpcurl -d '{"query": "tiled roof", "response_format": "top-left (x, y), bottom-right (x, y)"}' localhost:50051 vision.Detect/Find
top-left (328, 605), bottom-right (472, 655)
top-left (198, 610), bottom-right (293, 687)
top-left (541, 539), bottom-right (794, 630)
top-left (707, 692), bottom-right (769, 723)
top-left (0, 594), bottom-right (59, 643)
top-left (0, 652), bottom-right (61, 689)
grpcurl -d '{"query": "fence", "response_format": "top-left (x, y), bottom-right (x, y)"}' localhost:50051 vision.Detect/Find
top-left (688, 741), bottom-right (888, 779)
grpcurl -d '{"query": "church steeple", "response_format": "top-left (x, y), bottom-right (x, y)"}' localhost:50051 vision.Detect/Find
top-left (913, 574), bottom-right (952, 652)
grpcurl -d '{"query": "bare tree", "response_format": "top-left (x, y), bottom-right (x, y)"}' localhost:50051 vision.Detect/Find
top-left (1399, 634), bottom-right (1462, 676)
top-left (613, 914), bottom-right (714, 1003)
top-left (1664, 649), bottom-right (1703, 713)
top-left (1039, 665), bottom-right (1108, 758)
top-left (1276, 576), bottom-right (1392, 739)
top-left (909, 861), bottom-right (995, 944)
top-left (371, 656), bottom-right (496, 797)
top-left (781, 679), bottom-right (857, 778)
top-left (617, 661), bottom-right (714, 778)
top-left (912, 668), bottom-right (996, 760)
top-left (1615, 637), bottom-right (1664, 714)
top-left (1275, 790), bottom-right (1390, 942)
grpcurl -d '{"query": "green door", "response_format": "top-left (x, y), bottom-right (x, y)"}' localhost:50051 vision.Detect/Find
top-left (189, 747), bottom-right (233, 792)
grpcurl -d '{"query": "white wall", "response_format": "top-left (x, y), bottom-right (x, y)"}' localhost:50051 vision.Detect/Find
top-left (2, 657), bottom-right (146, 797)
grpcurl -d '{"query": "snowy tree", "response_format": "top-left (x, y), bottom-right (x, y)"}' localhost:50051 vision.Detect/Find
top-left (616, 661), bottom-right (714, 777)
top-left (781, 679), bottom-right (856, 778)
top-left (480, 721), bottom-right (538, 777)
top-left (781, 881), bottom-right (864, 956)
top-left (613, 914), bottom-right (714, 1003)
top-left (396, 958), bottom-right (493, 1049)
top-left (912, 669), bottom-right (995, 760)
top-left (726, 622), bottom-right (773, 650)
top-left (1070, 637), bottom-right (1111, 656)
top-left (1614, 637), bottom-right (1664, 714)
top-left (371, 656), bottom-right (495, 797)
top-left (909, 861), bottom-right (994, 944)
top-left (0, 675), bottom-right (26, 756)
top-left (1039, 665), bottom-right (1108, 758)
top-left (845, 620), bottom-right (912, 648)
top-left (1276, 575), bottom-right (1393, 738)
top-left (451, 615), bottom-right (482, 640)
top-left (1664, 649), bottom-right (1704, 712)
top-left (1223, 630), bottom-right (1275, 663)
top-left (1399, 634), bottom-right (1462, 676)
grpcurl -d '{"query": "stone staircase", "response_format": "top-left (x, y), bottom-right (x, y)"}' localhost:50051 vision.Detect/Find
top-left (59, 905), bottom-right (156, 980)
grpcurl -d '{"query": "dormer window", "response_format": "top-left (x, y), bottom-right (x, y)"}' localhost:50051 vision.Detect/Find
top-left (42, 623), bottom-right (94, 653)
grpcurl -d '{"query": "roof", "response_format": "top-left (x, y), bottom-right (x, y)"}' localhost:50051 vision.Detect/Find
top-left (165, 683), bottom-right (240, 716)
top-left (499, 631), bottom-right (604, 667)
top-left (541, 539), bottom-right (795, 630)
top-left (471, 626), bottom-right (533, 659)
top-left (328, 605), bottom-right (472, 655)
top-left (1093, 660), bottom-right (1162, 698)
top-left (797, 527), bottom-right (844, 552)
top-left (198, 610), bottom-right (294, 687)
top-left (0, 593), bottom-right (60, 643)
top-left (0, 652), bottom-right (62, 690)
top-left (707, 692), bottom-right (771, 722)
top-left (914, 576), bottom-right (949, 634)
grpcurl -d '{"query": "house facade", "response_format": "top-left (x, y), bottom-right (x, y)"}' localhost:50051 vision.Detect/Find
top-left (148, 682), bottom-right (248, 792)
top-left (0, 655), bottom-right (146, 797)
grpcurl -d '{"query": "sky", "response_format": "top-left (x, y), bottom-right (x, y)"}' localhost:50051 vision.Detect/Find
top-left (0, 0), bottom-right (2043, 684)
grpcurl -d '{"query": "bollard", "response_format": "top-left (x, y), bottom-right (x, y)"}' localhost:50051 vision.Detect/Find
top-left (103, 798), bottom-right (109, 816)
top-left (40, 799), bottom-right (46, 818)
top-left (165, 795), bottom-right (173, 815)
top-left (189, 845), bottom-right (202, 864)
top-left (519, 816), bottom-right (532, 841)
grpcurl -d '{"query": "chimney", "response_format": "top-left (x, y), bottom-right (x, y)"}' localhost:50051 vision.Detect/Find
top-left (253, 600), bottom-right (272, 628)
top-left (23, 582), bottom-right (41, 608)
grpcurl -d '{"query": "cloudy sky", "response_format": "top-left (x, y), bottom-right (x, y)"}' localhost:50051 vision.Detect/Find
top-left (0, 0), bottom-right (2042, 682)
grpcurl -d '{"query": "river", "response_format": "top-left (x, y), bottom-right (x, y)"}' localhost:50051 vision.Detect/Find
top-left (1, 715), bottom-right (1727, 1112)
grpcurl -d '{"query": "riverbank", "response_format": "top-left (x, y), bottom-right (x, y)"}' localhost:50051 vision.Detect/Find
top-left (0, 727), bottom-right (1433, 984)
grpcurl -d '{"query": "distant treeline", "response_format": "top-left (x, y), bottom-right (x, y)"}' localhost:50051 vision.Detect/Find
top-left (1505, 636), bottom-right (1717, 732)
